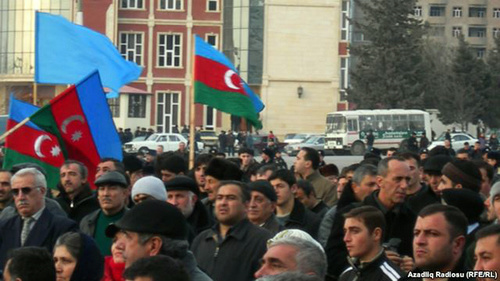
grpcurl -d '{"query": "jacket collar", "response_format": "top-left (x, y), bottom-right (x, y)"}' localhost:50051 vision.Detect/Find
top-left (288, 199), bottom-right (307, 225)
top-left (208, 218), bottom-right (252, 242)
top-left (347, 248), bottom-right (385, 273)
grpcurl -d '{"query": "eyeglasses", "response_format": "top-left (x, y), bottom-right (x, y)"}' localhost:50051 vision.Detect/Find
top-left (11, 187), bottom-right (40, 197)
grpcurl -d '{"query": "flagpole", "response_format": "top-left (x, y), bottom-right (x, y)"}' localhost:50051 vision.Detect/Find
top-left (188, 35), bottom-right (196, 169)
top-left (33, 82), bottom-right (38, 106)
top-left (0, 117), bottom-right (30, 142)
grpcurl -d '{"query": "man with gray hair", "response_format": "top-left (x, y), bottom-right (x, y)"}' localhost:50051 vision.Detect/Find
top-left (0, 167), bottom-right (77, 269)
top-left (254, 235), bottom-right (327, 279)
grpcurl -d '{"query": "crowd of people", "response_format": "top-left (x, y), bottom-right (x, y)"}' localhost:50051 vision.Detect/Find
top-left (0, 128), bottom-right (500, 281)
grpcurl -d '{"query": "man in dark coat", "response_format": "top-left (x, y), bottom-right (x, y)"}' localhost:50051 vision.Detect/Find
top-left (191, 181), bottom-right (272, 281)
top-left (268, 170), bottom-right (321, 238)
top-left (0, 168), bottom-right (78, 269)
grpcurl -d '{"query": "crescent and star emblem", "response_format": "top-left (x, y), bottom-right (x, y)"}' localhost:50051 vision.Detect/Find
top-left (60, 115), bottom-right (85, 142)
top-left (224, 70), bottom-right (241, 90)
top-left (34, 135), bottom-right (61, 158)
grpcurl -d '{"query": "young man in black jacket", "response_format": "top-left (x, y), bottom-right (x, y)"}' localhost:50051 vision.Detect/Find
top-left (340, 206), bottom-right (403, 281)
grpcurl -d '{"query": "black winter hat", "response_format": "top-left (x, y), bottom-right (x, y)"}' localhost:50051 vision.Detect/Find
top-left (105, 200), bottom-right (188, 240)
top-left (423, 155), bottom-right (452, 174)
top-left (123, 155), bottom-right (144, 174)
top-left (261, 148), bottom-right (274, 158)
top-left (157, 154), bottom-right (186, 174)
top-left (165, 175), bottom-right (200, 197)
top-left (441, 188), bottom-right (484, 224)
top-left (248, 180), bottom-right (277, 202)
top-left (205, 158), bottom-right (243, 181)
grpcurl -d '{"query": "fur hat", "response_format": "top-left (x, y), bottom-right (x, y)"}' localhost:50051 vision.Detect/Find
top-left (123, 155), bottom-right (144, 174)
top-left (205, 158), bottom-right (243, 181)
top-left (441, 160), bottom-right (482, 193)
top-left (157, 154), bottom-right (186, 174)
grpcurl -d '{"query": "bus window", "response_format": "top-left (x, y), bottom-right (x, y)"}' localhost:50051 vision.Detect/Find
top-left (392, 114), bottom-right (408, 131)
top-left (359, 115), bottom-right (375, 131)
top-left (347, 119), bottom-right (358, 132)
top-left (376, 115), bottom-right (392, 131)
top-left (409, 114), bottom-right (425, 131)
top-left (326, 115), bottom-right (346, 133)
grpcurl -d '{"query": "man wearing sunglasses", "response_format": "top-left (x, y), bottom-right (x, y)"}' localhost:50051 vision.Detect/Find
top-left (0, 167), bottom-right (78, 269)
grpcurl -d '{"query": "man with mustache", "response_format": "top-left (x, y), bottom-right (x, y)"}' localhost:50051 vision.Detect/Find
top-left (0, 169), bottom-right (13, 212)
top-left (0, 168), bottom-right (77, 269)
top-left (80, 171), bottom-right (129, 256)
top-left (56, 160), bottom-right (99, 223)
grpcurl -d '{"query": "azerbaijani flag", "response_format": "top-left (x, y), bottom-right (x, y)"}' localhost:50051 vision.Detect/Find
top-left (30, 71), bottom-right (123, 188)
top-left (3, 97), bottom-right (64, 188)
top-left (194, 35), bottom-right (264, 129)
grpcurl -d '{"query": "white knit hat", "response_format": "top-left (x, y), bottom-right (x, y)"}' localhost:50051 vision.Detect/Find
top-left (490, 181), bottom-right (500, 205)
top-left (131, 176), bottom-right (167, 203)
top-left (267, 229), bottom-right (324, 253)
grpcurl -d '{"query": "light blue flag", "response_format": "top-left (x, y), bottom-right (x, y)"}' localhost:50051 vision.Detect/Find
top-left (35, 12), bottom-right (143, 98)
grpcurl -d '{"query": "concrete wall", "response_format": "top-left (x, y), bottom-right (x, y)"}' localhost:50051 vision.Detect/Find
top-left (261, 0), bottom-right (341, 137)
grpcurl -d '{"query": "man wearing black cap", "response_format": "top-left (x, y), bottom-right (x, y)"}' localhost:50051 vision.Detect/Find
top-left (156, 153), bottom-right (187, 183)
top-left (165, 176), bottom-right (211, 241)
top-left (238, 148), bottom-right (258, 182)
top-left (191, 181), bottom-right (272, 281)
top-left (105, 200), bottom-right (212, 281)
top-left (80, 171), bottom-right (129, 256)
top-left (422, 154), bottom-right (452, 196)
top-left (202, 158), bottom-right (243, 222)
top-left (437, 159), bottom-right (482, 196)
top-left (261, 148), bottom-right (274, 164)
top-left (248, 180), bottom-right (283, 234)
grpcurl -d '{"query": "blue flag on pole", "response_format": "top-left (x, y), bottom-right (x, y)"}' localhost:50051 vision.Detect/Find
top-left (35, 12), bottom-right (143, 98)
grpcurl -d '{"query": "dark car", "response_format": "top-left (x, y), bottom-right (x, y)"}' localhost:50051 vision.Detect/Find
top-left (249, 135), bottom-right (287, 155)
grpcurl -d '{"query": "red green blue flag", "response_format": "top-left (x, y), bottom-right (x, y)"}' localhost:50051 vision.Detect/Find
top-left (30, 71), bottom-right (123, 188)
top-left (194, 35), bottom-right (264, 129)
top-left (3, 97), bottom-right (64, 188)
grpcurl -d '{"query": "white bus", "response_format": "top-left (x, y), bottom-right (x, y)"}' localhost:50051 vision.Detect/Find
top-left (324, 109), bottom-right (432, 155)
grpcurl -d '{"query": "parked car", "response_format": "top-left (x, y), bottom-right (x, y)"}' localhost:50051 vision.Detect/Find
top-left (248, 135), bottom-right (287, 155)
top-left (427, 132), bottom-right (477, 151)
top-left (285, 135), bottom-right (326, 156)
top-left (283, 133), bottom-right (316, 144)
top-left (123, 133), bottom-right (204, 154)
top-left (199, 130), bottom-right (218, 149)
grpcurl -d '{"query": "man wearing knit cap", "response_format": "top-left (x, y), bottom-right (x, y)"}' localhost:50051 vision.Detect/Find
top-left (488, 181), bottom-right (500, 222)
top-left (80, 171), bottom-right (129, 256)
top-left (165, 176), bottom-right (211, 240)
top-left (105, 200), bottom-right (212, 281)
top-left (123, 155), bottom-right (145, 187)
top-left (248, 180), bottom-right (283, 235)
top-left (261, 148), bottom-right (274, 164)
top-left (438, 159), bottom-right (482, 196)
top-left (202, 158), bottom-right (243, 222)
top-left (422, 154), bottom-right (452, 196)
top-left (131, 176), bottom-right (167, 204)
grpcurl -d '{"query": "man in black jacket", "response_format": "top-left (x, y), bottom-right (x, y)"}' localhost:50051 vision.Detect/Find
top-left (269, 170), bottom-right (321, 239)
top-left (191, 181), bottom-right (272, 281)
top-left (340, 206), bottom-right (404, 281)
top-left (56, 160), bottom-right (99, 223)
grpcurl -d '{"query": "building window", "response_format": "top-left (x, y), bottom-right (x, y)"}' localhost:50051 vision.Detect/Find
top-left (108, 98), bottom-right (120, 118)
top-left (207, 0), bottom-right (218, 11)
top-left (469, 7), bottom-right (486, 18)
top-left (469, 27), bottom-right (486, 38)
top-left (340, 58), bottom-right (349, 90)
top-left (452, 7), bottom-right (462, 18)
top-left (475, 48), bottom-right (486, 59)
top-left (159, 0), bottom-right (182, 10)
top-left (494, 28), bottom-right (500, 38)
top-left (452, 26), bottom-right (462, 37)
top-left (414, 6), bottom-right (422, 17)
top-left (157, 92), bottom-right (180, 133)
top-left (341, 1), bottom-right (350, 40)
top-left (494, 8), bottom-right (500, 18)
top-left (206, 34), bottom-right (218, 49)
top-left (158, 34), bottom-right (182, 67)
top-left (119, 33), bottom-right (143, 65)
top-left (121, 0), bottom-right (144, 9)
top-left (430, 6), bottom-right (445, 17)
top-left (128, 95), bottom-right (146, 118)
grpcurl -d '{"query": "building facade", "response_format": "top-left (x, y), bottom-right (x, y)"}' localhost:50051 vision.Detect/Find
top-left (414, 0), bottom-right (500, 58)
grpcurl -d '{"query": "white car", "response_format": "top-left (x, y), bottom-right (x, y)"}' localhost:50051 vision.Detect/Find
top-left (427, 132), bottom-right (478, 151)
top-left (284, 133), bottom-right (317, 144)
top-left (123, 133), bottom-right (204, 154)
top-left (285, 135), bottom-right (325, 156)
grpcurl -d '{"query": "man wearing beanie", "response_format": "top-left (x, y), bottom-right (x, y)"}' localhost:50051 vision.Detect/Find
top-left (239, 148), bottom-right (258, 182)
top-left (165, 176), bottom-right (211, 241)
top-left (105, 200), bottom-right (211, 281)
top-left (421, 154), bottom-right (452, 197)
top-left (80, 171), bottom-right (130, 256)
top-left (438, 159), bottom-right (482, 196)
top-left (192, 181), bottom-right (272, 281)
top-left (131, 176), bottom-right (167, 204)
top-left (248, 180), bottom-right (284, 235)
top-left (202, 158), bottom-right (243, 222)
